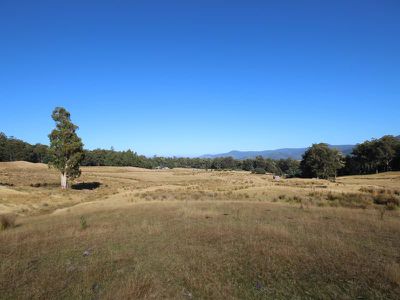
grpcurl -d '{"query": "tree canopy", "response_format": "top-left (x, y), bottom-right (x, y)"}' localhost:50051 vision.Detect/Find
top-left (300, 143), bottom-right (344, 179)
top-left (48, 107), bottom-right (84, 189)
top-left (345, 135), bottom-right (400, 174)
top-left (2, 129), bottom-right (400, 179)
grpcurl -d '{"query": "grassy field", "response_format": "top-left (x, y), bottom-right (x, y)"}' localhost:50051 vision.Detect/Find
top-left (1, 162), bottom-right (400, 299)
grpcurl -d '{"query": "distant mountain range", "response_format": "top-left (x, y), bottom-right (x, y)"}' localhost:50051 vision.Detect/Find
top-left (200, 136), bottom-right (400, 160)
top-left (200, 145), bottom-right (355, 160)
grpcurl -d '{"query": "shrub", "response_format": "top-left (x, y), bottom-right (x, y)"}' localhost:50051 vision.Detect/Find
top-left (0, 215), bottom-right (16, 231)
top-left (359, 186), bottom-right (375, 194)
top-left (360, 187), bottom-right (399, 198)
top-left (80, 216), bottom-right (88, 230)
top-left (373, 194), bottom-right (400, 207)
top-left (378, 206), bottom-right (386, 220)
top-left (339, 193), bottom-right (370, 207)
top-left (326, 192), bottom-right (339, 201)
top-left (30, 182), bottom-right (50, 188)
top-left (308, 191), bottom-right (324, 199)
top-left (325, 192), bottom-right (371, 209)
top-left (386, 202), bottom-right (398, 211)
top-left (252, 168), bottom-right (266, 175)
top-left (292, 196), bottom-right (302, 203)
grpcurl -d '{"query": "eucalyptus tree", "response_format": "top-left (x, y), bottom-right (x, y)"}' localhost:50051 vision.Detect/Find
top-left (48, 107), bottom-right (84, 189)
top-left (300, 143), bottom-right (344, 179)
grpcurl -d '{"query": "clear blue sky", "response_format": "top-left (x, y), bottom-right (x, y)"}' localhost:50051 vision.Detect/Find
top-left (0, 0), bottom-right (399, 157)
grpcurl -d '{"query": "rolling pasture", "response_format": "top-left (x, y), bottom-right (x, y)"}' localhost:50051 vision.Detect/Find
top-left (1, 162), bottom-right (399, 299)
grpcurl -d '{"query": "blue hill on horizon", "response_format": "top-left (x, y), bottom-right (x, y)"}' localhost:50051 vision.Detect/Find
top-left (200, 144), bottom-right (355, 160)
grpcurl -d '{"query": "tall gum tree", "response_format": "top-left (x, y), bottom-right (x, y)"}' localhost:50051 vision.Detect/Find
top-left (300, 143), bottom-right (344, 179)
top-left (48, 107), bottom-right (84, 189)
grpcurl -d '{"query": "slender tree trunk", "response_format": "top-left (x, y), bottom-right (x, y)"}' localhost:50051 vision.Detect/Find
top-left (61, 173), bottom-right (67, 189)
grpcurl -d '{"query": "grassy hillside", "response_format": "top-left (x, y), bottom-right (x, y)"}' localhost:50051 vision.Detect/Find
top-left (0, 162), bottom-right (399, 299)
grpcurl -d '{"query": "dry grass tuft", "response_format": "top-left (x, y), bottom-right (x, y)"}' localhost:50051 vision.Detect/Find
top-left (103, 275), bottom-right (155, 299)
top-left (385, 263), bottom-right (400, 286)
top-left (0, 214), bottom-right (16, 230)
top-left (372, 193), bottom-right (400, 208)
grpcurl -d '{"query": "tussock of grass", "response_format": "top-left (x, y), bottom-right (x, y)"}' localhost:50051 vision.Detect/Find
top-left (80, 216), bottom-right (88, 230)
top-left (327, 192), bottom-right (370, 209)
top-left (0, 214), bottom-right (16, 231)
top-left (359, 187), bottom-right (400, 209)
top-left (373, 194), bottom-right (399, 210)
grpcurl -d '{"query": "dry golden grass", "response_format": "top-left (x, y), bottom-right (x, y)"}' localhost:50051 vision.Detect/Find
top-left (1, 162), bottom-right (400, 215)
top-left (1, 162), bottom-right (400, 298)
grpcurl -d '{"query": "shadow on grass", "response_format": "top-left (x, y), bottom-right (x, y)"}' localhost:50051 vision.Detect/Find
top-left (71, 182), bottom-right (101, 190)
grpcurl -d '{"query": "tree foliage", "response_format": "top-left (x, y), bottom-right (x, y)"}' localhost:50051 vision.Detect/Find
top-left (0, 132), bottom-right (50, 163)
top-left (48, 107), bottom-right (84, 188)
top-left (277, 158), bottom-right (300, 178)
top-left (2, 130), bottom-right (400, 179)
top-left (300, 143), bottom-right (344, 179)
top-left (345, 135), bottom-right (400, 174)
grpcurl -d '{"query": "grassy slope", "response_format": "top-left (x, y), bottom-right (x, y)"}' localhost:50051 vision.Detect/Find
top-left (0, 162), bottom-right (400, 299)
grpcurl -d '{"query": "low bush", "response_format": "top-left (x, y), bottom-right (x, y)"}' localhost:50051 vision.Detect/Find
top-left (323, 192), bottom-right (371, 209)
top-left (373, 194), bottom-right (399, 207)
top-left (326, 192), bottom-right (339, 201)
top-left (359, 186), bottom-right (375, 194)
top-left (308, 191), bottom-right (323, 199)
top-left (360, 187), bottom-right (399, 198)
top-left (0, 215), bottom-right (16, 231)
top-left (80, 216), bottom-right (88, 230)
top-left (252, 168), bottom-right (266, 175)
top-left (292, 196), bottom-right (302, 203)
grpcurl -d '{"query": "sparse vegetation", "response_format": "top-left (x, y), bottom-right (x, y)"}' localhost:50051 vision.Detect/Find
top-left (373, 193), bottom-right (399, 208)
top-left (0, 214), bottom-right (15, 231)
top-left (80, 216), bottom-right (88, 230)
top-left (252, 167), bottom-right (266, 174)
top-left (2, 132), bottom-right (400, 178)
top-left (0, 162), bottom-right (400, 298)
top-left (1, 1), bottom-right (399, 298)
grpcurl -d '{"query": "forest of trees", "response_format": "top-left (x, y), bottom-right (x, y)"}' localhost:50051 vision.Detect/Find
top-left (0, 132), bottom-right (49, 163)
top-left (1, 131), bottom-right (399, 178)
top-left (340, 135), bottom-right (400, 175)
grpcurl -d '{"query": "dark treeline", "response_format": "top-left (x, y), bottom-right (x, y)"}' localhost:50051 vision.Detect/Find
top-left (1, 132), bottom-right (399, 177)
top-left (340, 135), bottom-right (400, 175)
top-left (0, 132), bottom-right (299, 175)
top-left (0, 133), bottom-right (49, 163)
top-left (82, 148), bottom-right (301, 176)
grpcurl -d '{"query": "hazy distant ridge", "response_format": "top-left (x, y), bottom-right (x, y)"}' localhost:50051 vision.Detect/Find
top-left (201, 135), bottom-right (400, 160)
top-left (201, 145), bottom-right (356, 160)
